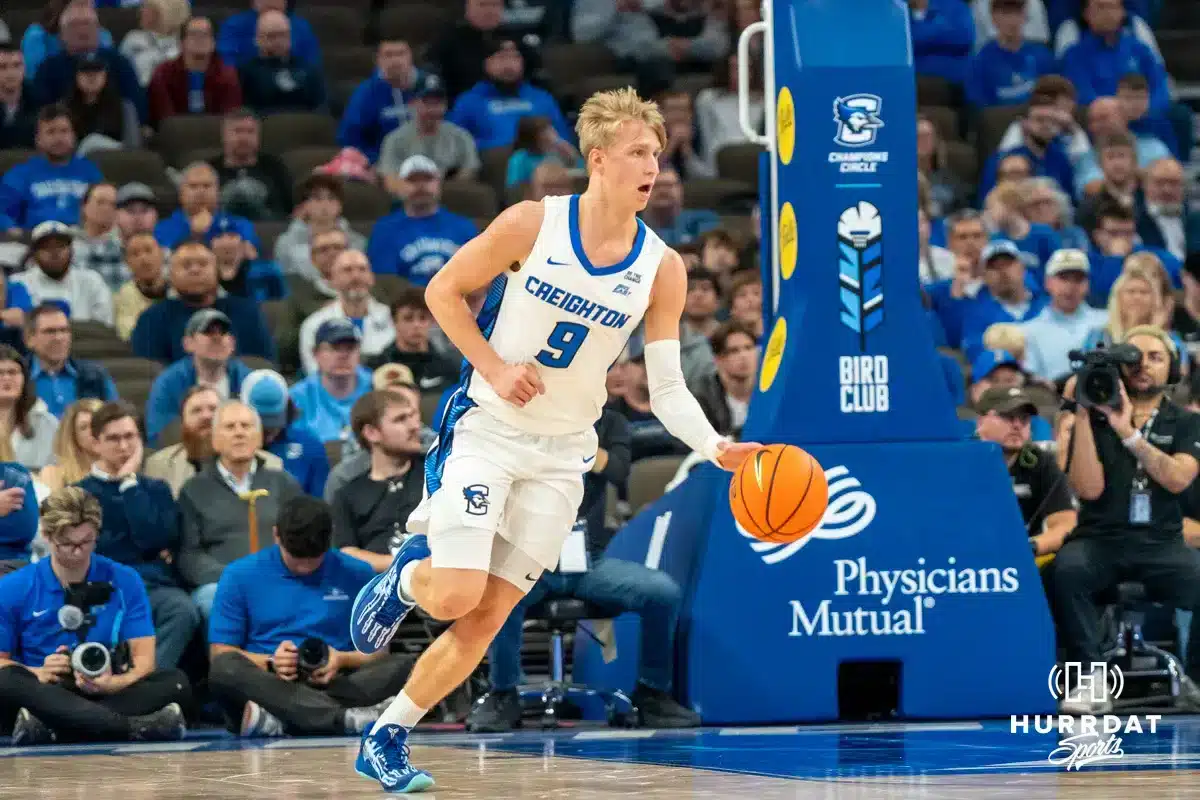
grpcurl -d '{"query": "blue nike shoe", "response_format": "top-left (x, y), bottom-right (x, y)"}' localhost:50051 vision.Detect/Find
top-left (356, 723), bottom-right (435, 793)
top-left (351, 534), bottom-right (430, 654)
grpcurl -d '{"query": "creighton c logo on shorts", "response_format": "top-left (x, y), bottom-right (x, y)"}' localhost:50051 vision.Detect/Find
top-left (463, 484), bottom-right (490, 515)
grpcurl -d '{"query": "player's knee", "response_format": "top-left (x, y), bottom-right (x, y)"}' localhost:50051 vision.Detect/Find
top-left (423, 579), bottom-right (487, 621)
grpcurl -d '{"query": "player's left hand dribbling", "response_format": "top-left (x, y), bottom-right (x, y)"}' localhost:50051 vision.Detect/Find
top-left (715, 441), bottom-right (762, 471)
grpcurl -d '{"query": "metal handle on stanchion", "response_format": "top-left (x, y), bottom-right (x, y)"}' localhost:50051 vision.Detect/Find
top-left (737, 20), bottom-right (769, 146)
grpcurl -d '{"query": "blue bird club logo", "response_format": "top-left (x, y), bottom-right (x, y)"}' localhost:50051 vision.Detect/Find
top-left (833, 94), bottom-right (884, 148)
top-left (838, 202), bottom-right (884, 350)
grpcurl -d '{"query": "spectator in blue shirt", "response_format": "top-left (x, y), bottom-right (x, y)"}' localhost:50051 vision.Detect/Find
top-left (1118, 72), bottom-right (1180, 158)
top-left (1022, 248), bottom-right (1108, 381)
top-left (965, 0), bottom-right (1054, 108)
top-left (206, 495), bottom-right (413, 737)
top-left (21, 3), bottom-right (115, 78)
top-left (337, 38), bottom-right (427, 163)
top-left (366, 155), bottom-right (478, 284)
top-left (217, 0), bottom-right (321, 69)
top-left (1086, 198), bottom-right (1181, 303)
top-left (962, 239), bottom-right (1049, 359)
top-left (290, 320), bottom-right (373, 444)
top-left (1059, 0), bottom-right (1169, 114)
top-left (208, 218), bottom-right (287, 304)
top-left (237, 11), bottom-right (326, 115)
top-left (0, 105), bottom-right (103, 233)
top-left (447, 37), bottom-right (572, 151)
top-left (132, 242), bottom-right (276, 364)
top-left (978, 91), bottom-right (1075, 199)
top-left (144, 309), bottom-right (254, 445)
top-left (909, 0), bottom-right (975, 85)
top-left (76, 402), bottom-right (200, 671)
top-left (984, 182), bottom-right (1062, 282)
top-left (1073, 98), bottom-right (1171, 197)
top-left (241, 369), bottom-right (330, 498)
top-left (642, 167), bottom-right (720, 247)
top-left (0, 463), bottom-right (39, 569)
top-left (0, 487), bottom-right (190, 744)
top-left (153, 162), bottom-right (259, 251)
top-left (24, 304), bottom-right (118, 419)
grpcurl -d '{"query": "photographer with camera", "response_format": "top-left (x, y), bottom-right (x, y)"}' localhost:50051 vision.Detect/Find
top-left (0, 488), bottom-right (190, 743)
top-left (207, 495), bottom-right (414, 737)
top-left (1054, 325), bottom-right (1200, 714)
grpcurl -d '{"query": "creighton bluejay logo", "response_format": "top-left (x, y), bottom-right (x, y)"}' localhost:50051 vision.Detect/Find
top-left (463, 484), bottom-right (490, 515)
top-left (833, 94), bottom-right (884, 147)
top-left (838, 202), bottom-right (884, 350)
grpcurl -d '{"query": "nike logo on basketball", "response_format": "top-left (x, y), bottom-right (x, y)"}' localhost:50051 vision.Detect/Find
top-left (547, 257), bottom-right (570, 266)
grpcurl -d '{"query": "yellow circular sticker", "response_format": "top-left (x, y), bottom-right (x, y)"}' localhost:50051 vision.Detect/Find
top-left (776, 87), bottom-right (795, 165)
top-left (759, 317), bottom-right (787, 393)
top-left (778, 202), bottom-right (797, 281)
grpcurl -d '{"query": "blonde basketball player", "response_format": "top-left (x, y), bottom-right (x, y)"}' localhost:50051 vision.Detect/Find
top-left (350, 88), bottom-right (761, 792)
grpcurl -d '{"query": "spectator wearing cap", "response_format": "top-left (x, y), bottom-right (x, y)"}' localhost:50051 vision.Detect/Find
top-left (12, 222), bottom-right (115, 326)
top-left (216, 0), bottom-right (321, 69)
top-left (1059, 0), bottom-right (1169, 115)
top-left (0, 105), bottom-right (103, 233)
top-left (982, 182), bottom-right (1061, 281)
top-left (1136, 158), bottom-right (1200, 263)
top-left (144, 308), bottom-right (253, 445)
top-left (969, 349), bottom-right (1027, 402)
top-left (299, 250), bottom-right (393, 376)
top-left (207, 108), bottom-right (293, 221)
top-left (76, 401), bottom-right (201, 670)
top-left (367, 286), bottom-right (460, 392)
top-left (273, 176), bottom-right (367, 284)
top-left (113, 232), bottom-right (168, 340)
top-left (153, 162), bottom-right (259, 252)
top-left (337, 38), bottom-right (428, 164)
top-left (0, 44), bottom-right (38, 150)
top-left (148, 16), bottom-right (243, 127)
top-left (131, 241), bottom-right (275, 363)
top-left (72, 182), bottom-right (127, 291)
top-left (237, 11), bottom-right (326, 115)
top-left (207, 217), bottom-right (287, 304)
top-left (974, 385), bottom-right (1075, 556)
top-left (63, 51), bottom-right (142, 152)
top-left (178, 400), bottom-right (303, 619)
top-left (447, 38), bottom-right (573, 152)
top-left (964, 0), bottom-right (1053, 109)
top-left (114, 183), bottom-right (160, 241)
top-left (241, 369), bottom-right (329, 497)
top-left (289, 320), bottom-right (373, 444)
top-left (377, 75), bottom-right (480, 184)
top-left (960, 239), bottom-right (1048, 361)
top-left (35, 4), bottom-right (147, 126)
top-left (908, 0), bottom-right (975, 86)
top-left (1021, 249), bottom-right (1107, 382)
top-left (24, 303), bottom-right (118, 419)
top-left (366, 156), bottom-right (477, 283)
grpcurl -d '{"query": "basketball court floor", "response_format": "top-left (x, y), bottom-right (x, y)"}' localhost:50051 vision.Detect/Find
top-left (5, 718), bottom-right (1200, 798)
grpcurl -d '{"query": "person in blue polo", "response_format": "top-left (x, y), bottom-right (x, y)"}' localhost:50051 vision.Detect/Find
top-left (0, 487), bottom-right (191, 744)
top-left (241, 369), bottom-right (330, 497)
top-left (206, 495), bottom-right (413, 736)
top-left (289, 319), bottom-right (373, 444)
top-left (960, 239), bottom-right (1049, 360)
top-left (24, 303), bottom-right (118, 419)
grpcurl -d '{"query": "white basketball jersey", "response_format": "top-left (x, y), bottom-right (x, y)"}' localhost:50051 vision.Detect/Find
top-left (465, 194), bottom-right (667, 436)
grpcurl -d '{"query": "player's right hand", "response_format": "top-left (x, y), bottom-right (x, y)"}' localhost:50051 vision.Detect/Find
top-left (492, 363), bottom-right (545, 407)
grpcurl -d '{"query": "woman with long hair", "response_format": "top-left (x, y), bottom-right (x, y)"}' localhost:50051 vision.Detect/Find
top-left (0, 347), bottom-right (58, 470)
top-left (38, 398), bottom-right (104, 492)
top-left (1083, 260), bottom-right (1186, 366)
top-left (119, 0), bottom-right (188, 86)
top-left (65, 56), bottom-right (140, 151)
top-left (917, 114), bottom-right (972, 216)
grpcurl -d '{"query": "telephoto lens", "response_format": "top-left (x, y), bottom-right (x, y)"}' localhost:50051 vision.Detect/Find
top-left (71, 642), bottom-right (112, 679)
top-left (298, 637), bottom-right (330, 676)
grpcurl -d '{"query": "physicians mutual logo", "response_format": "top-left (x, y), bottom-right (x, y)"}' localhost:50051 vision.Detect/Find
top-left (830, 94), bottom-right (888, 174)
top-left (1011, 663), bottom-right (1159, 770)
top-left (838, 202), bottom-right (885, 350)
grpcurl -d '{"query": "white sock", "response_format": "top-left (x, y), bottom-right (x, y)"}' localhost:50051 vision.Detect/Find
top-left (371, 690), bottom-right (428, 734)
top-left (397, 561), bottom-right (419, 605)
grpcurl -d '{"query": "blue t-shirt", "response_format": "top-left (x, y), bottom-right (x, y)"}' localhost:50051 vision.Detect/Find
top-left (208, 546), bottom-right (375, 655)
top-left (366, 208), bottom-right (478, 285)
top-left (0, 555), bottom-right (155, 668)
top-left (187, 71), bottom-right (206, 113)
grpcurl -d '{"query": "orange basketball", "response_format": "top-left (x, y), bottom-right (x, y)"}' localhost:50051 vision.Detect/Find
top-left (729, 444), bottom-right (829, 543)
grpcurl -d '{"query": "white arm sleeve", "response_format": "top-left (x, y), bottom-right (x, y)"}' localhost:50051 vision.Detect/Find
top-left (643, 339), bottom-right (727, 464)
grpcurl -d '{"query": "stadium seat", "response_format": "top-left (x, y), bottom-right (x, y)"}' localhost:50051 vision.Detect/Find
top-left (377, 4), bottom-right (454, 50)
top-left (441, 181), bottom-right (498, 220)
top-left (258, 300), bottom-right (287, 336)
top-left (301, 7), bottom-right (365, 49)
top-left (263, 114), bottom-right (339, 153)
top-left (100, 357), bottom-right (165, 383)
top-left (0, 151), bottom-right (35, 181)
top-left (541, 43), bottom-right (617, 99)
top-left (341, 181), bottom-right (393, 221)
top-left (96, 7), bottom-right (139, 42)
top-left (281, 147), bottom-right (340, 181)
top-left (919, 105), bottom-right (960, 142)
top-left (572, 74), bottom-right (639, 104)
top-left (348, 218), bottom-right (376, 240)
top-left (325, 47), bottom-right (378, 84)
top-left (478, 147), bottom-right (514, 197)
top-left (682, 178), bottom-right (755, 213)
top-left (418, 391), bottom-right (441, 426)
top-left (91, 150), bottom-right (170, 188)
top-left (178, 148), bottom-right (222, 170)
top-left (329, 79), bottom-right (360, 119)
top-left (626, 455), bottom-right (686, 515)
top-left (943, 141), bottom-right (979, 187)
top-left (671, 73), bottom-right (714, 97)
top-left (253, 221), bottom-right (289, 258)
top-left (156, 418), bottom-right (183, 448)
top-left (716, 142), bottom-right (764, 185)
top-left (240, 354), bottom-right (278, 373)
top-left (916, 75), bottom-right (954, 106)
top-left (4, 11), bottom-right (41, 41)
top-left (156, 116), bottom-right (224, 168)
top-left (373, 275), bottom-right (415, 307)
top-left (114, 376), bottom-right (156, 413)
top-left (978, 106), bottom-right (1025, 165)
top-left (71, 323), bottom-right (131, 360)
top-left (1160, 32), bottom-right (1200, 82)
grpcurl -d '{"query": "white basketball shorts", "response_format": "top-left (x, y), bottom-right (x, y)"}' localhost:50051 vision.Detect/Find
top-left (406, 405), bottom-right (597, 591)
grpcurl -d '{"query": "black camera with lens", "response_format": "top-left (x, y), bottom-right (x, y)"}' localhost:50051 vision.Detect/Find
top-left (1068, 344), bottom-right (1143, 410)
top-left (297, 637), bottom-right (330, 678)
top-left (58, 582), bottom-right (127, 679)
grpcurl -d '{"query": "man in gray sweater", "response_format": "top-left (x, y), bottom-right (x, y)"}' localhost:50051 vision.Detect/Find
top-left (178, 400), bottom-right (302, 619)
